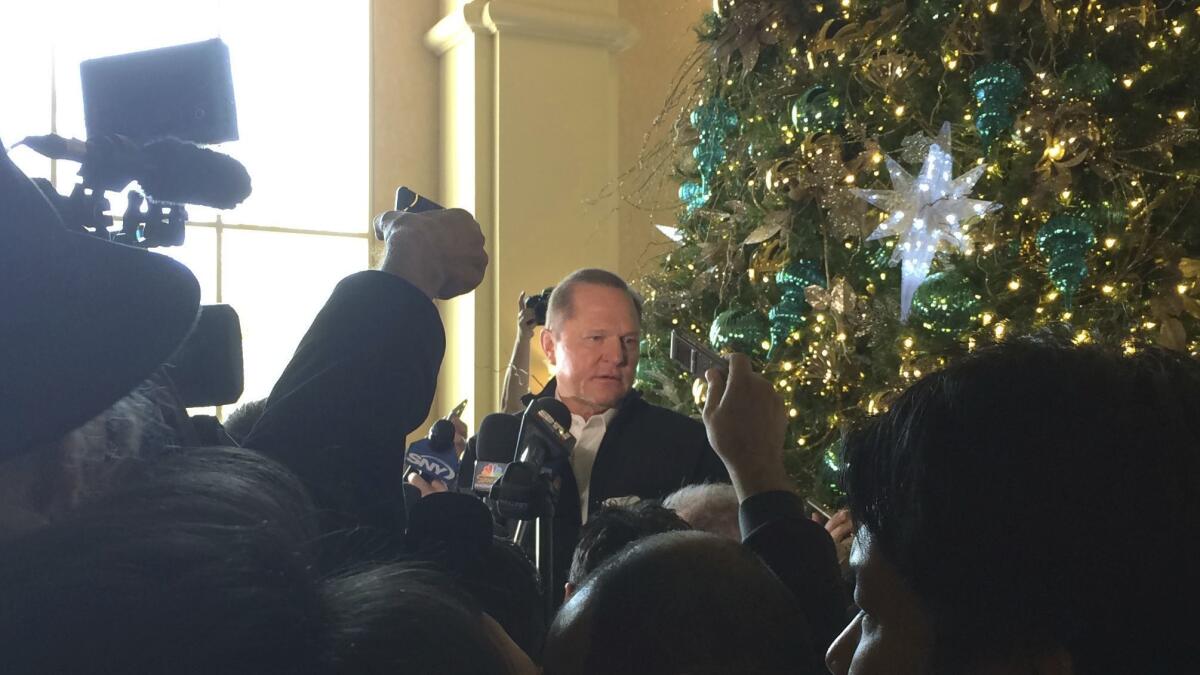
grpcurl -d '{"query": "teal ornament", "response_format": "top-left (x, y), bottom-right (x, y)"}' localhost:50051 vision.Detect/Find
top-left (1036, 214), bottom-right (1096, 302)
top-left (1061, 61), bottom-right (1114, 100)
top-left (693, 143), bottom-right (726, 172)
top-left (769, 259), bottom-right (825, 356)
top-left (910, 270), bottom-right (981, 337)
top-left (709, 308), bottom-right (770, 356)
top-left (790, 85), bottom-right (844, 135)
top-left (972, 61), bottom-right (1024, 153)
top-left (679, 180), bottom-right (711, 211)
top-left (690, 97), bottom-right (739, 135)
top-left (768, 297), bottom-right (807, 357)
top-left (777, 258), bottom-right (826, 291)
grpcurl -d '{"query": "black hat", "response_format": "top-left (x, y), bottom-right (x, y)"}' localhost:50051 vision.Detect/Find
top-left (0, 141), bottom-right (201, 459)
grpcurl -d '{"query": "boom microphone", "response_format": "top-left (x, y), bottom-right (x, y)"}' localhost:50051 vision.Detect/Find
top-left (18, 133), bottom-right (251, 209)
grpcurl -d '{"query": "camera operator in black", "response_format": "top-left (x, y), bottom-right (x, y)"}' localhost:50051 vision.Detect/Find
top-left (463, 268), bottom-right (727, 605)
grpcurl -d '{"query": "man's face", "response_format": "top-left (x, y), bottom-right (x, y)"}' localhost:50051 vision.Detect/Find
top-left (541, 283), bottom-right (640, 416)
top-left (827, 530), bottom-right (1070, 675)
top-left (825, 529), bottom-right (934, 675)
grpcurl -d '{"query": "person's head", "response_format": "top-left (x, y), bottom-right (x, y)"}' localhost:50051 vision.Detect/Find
top-left (0, 380), bottom-right (176, 538)
top-left (662, 482), bottom-right (740, 540)
top-left (541, 269), bottom-right (643, 416)
top-left (0, 141), bottom-right (200, 534)
top-left (323, 563), bottom-right (535, 675)
top-left (0, 446), bottom-right (325, 674)
top-left (828, 338), bottom-right (1200, 675)
top-left (545, 531), bottom-right (811, 675)
top-left (223, 397), bottom-right (270, 444)
top-left (565, 500), bottom-right (690, 600)
top-left (461, 538), bottom-right (548, 662)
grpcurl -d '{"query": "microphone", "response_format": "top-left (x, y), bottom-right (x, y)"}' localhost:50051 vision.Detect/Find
top-left (513, 398), bottom-right (574, 492)
top-left (488, 398), bottom-right (575, 521)
top-left (404, 419), bottom-right (460, 487)
top-left (17, 133), bottom-right (251, 209)
top-left (470, 413), bottom-right (521, 495)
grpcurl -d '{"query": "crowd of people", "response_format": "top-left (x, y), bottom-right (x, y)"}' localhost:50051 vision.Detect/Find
top-left (2, 128), bottom-right (1198, 675)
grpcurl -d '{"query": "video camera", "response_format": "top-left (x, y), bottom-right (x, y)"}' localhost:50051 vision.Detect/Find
top-left (14, 38), bottom-right (249, 407)
top-left (525, 287), bottom-right (554, 326)
top-left (18, 38), bottom-right (250, 249)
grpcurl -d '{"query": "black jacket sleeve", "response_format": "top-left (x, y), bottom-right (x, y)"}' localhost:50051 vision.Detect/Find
top-left (740, 490), bottom-right (848, 667)
top-left (242, 271), bottom-right (445, 535)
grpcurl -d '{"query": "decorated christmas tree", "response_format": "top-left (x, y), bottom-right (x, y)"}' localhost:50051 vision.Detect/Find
top-left (635, 0), bottom-right (1200, 502)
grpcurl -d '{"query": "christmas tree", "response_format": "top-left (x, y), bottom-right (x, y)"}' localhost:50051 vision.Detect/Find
top-left (635, 0), bottom-right (1200, 502)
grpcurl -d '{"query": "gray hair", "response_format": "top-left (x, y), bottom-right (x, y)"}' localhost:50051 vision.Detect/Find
top-left (663, 482), bottom-right (740, 541)
top-left (545, 268), bottom-right (643, 331)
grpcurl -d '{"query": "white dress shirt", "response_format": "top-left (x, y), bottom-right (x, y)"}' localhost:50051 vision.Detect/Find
top-left (567, 407), bottom-right (618, 522)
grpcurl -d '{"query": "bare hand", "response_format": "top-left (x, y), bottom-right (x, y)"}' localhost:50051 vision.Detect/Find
top-left (450, 415), bottom-right (468, 458)
top-left (816, 509), bottom-right (854, 565)
top-left (516, 291), bottom-right (538, 339)
top-left (702, 354), bottom-right (792, 500)
top-left (407, 472), bottom-right (449, 497)
top-left (376, 208), bottom-right (488, 299)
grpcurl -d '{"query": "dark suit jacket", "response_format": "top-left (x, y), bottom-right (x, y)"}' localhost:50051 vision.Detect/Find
top-left (462, 378), bottom-right (729, 599)
top-left (242, 271), bottom-right (445, 542)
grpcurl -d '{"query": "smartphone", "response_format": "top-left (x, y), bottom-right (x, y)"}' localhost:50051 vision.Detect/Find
top-left (669, 329), bottom-right (727, 377)
top-left (395, 186), bottom-right (443, 214)
top-left (448, 399), bottom-right (468, 420)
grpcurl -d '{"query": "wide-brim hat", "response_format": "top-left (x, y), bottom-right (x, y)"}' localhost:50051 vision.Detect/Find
top-left (1, 140), bottom-right (200, 459)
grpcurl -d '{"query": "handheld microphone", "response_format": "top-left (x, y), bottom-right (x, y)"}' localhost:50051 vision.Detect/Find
top-left (404, 418), bottom-right (460, 486)
top-left (470, 413), bottom-right (521, 495)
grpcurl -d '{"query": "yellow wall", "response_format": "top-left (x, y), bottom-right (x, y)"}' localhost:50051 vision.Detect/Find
top-left (371, 0), bottom-right (709, 432)
top-left (616, 0), bottom-right (711, 281)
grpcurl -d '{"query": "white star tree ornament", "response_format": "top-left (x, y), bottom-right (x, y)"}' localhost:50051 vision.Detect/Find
top-left (853, 123), bottom-right (1001, 322)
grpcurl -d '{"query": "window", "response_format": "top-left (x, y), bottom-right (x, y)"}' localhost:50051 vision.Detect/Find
top-left (1, 1), bottom-right (370, 416)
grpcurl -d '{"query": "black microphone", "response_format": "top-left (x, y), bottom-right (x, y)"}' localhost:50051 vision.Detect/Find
top-left (489, 399), bottom-right (575, 521)
top-left (18, 133), bottom-right (252, 209)
top-left (513, 398), bottom-right (574, 484)
top-left (469, 413), bottom-right (521, 495)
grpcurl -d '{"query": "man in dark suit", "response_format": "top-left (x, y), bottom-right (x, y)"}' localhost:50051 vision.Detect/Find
top-left (464, 268), bottom-right (727, 599)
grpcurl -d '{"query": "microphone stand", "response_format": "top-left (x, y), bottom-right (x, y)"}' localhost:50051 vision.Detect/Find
top-left (507, 475), bottom-right (556, 620)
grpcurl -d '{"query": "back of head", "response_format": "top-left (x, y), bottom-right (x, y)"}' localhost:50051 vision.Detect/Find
top-left (461, 538), bottom-right (547, 662)
top-left (662, 482), bottom-right (740, 540)
top-left (545, 531), bottom-right (812, 675)
top-left (0, 446), bottom-right (324, 674)
top-left (568, 501), bottom-right (690, 586)
top-left (844, 338), bottom-right (1200, 674)
top-left (323, 564), bottom-right (513, 675)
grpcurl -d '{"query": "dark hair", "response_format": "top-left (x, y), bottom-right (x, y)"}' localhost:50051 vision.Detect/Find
top-left (545, 531), bottom-right (813, 675)
top-left (843, 338), bottom-right (1200, 674)
top-left (460, 538), bottom-right (547, 662)
top-left (546, 268), bottom-right (643, 331)
top-left (568, 501), bottom-right (690, 585)
top-left (323, 563), bottom-right (512, 675)
top-left (0, 446), bottom-right (325, 674)
top-left (223, 397), bottom-right (270, 444)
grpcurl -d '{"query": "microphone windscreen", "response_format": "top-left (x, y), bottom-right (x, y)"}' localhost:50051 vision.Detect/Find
top-left (476, 413), bottom-right (520, 463)
top-left (526, 397), bottom-right (572, 430)
top-left (139, 138), bottom-right (251, 208)
top-left (428, 418), bottom-right (457, 447)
